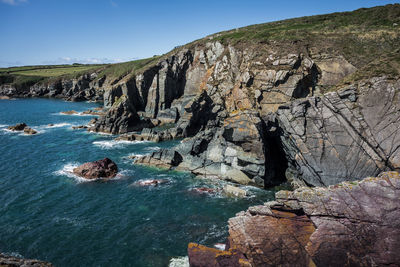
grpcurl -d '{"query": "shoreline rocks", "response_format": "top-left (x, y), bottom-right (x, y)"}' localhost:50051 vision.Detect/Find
top-left (60, 110), bottom-right (79, 115)
top-left (73, 158), bottom-right (118, 179)
top-left (8, 123), bottom-right (37, 135)
top-left (188, 171), bottom-right (400, 266)
top-left (0, 253), bottom-right (53, 267)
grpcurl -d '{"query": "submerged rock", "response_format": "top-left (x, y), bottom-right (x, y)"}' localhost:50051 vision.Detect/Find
top-left (132, 179), bottom-right (169, 186)
top-left (72, 125), bottom-right (88, 130)
top-left (60, 110), bottom-right (79, 115)
top-left (188, 171), bottom-right (400, 266)
top-left (223, 185), bottom-right (247, 198)
top-left (73, 158), bottom-right (118, 179)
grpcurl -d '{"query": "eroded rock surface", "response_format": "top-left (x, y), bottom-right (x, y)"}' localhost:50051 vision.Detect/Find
top-left (73, 158), bottom-right (118, 179)
top-left (188, 171), bottom-right (400, 267)
top-left (277, 77), bottom-right (400, 186)
top-left (0, 253), bottom-right (53, 267)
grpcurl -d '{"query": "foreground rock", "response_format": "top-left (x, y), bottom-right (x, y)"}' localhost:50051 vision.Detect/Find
top-left (188, 171), bottom-right (400, 267)
top-left (0, 95), bottom-right (11, 100)
top-left (73, 158), bottom-right (118, 179)
top-left (0, 253), bottom-right (53, 267)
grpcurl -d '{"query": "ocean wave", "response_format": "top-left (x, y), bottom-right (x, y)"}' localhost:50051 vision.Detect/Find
top-left (0, 124), bottom-right (7, 128)
top-left (168, 256), bottom-right (189, 267)
top-left (53, 112), bottom-right (96, 116)
top-left (93, 140), bottom-right (148, 149)
top-left (42, 123), bottom-right (73, 129)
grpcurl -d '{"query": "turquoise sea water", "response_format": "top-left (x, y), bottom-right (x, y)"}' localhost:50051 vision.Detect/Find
top-left (0, 99), bottom-right (274, 266)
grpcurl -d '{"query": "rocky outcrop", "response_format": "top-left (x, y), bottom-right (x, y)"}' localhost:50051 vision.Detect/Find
top-left (0, 253), bottom-right (53, 267)
top-left (8, 123), bottom-right (37, 135)
top-left (0, 73), bottom-right (104, 102)
top-left (277, 77), bottom-right (400, 186)
top-left (188, 171), bottom-right (400, 267)
top-left (134, 149), bottom-right (183, 169)
top-left (73, 158), bottom-right (118, 179)
top-left (8, 123), bottom-right (27, 131)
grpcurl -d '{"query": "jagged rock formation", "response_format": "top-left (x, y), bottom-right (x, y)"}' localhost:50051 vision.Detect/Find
top-left (188, 171), bottom-right (400, 267)
top-left (1, 5), bottom-right (399, 188)
top-left (0, 72), bottom-right (104, 101)
top-left (0, 253), bottom-right (53, 267)
top-left (277, 77), bottom-right (400, 186)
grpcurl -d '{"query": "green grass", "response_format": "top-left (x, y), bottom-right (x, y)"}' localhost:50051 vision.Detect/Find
top-left (1, 4), bottom-right (399, 89)
top-left (209, 4), bottom-right (400, 44)
top-left (97, 56), bottom-right (162, 81)
top-left (10, 65), bottom-right (104, 77)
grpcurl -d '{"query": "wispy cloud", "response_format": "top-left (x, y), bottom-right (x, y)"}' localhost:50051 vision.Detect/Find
top-left (1, 0), bottom-right (28, 6)
top-left (110, 0), bottom-right (118, 7)
top-left (41, 57), bottom-right (136, 65)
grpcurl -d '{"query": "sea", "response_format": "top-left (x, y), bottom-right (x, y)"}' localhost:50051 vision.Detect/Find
top-left (0, 98), bottom-right (274, 266)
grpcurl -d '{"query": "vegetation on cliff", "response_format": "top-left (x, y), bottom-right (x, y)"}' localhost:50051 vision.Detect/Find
top-left (1, 4), bottom-right (399, 89)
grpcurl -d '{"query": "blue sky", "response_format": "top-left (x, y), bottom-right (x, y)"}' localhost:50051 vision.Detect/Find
top-left (0, 0), bottom-right (398, 67)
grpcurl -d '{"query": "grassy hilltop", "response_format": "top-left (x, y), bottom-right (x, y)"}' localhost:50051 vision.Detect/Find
top-left (1, 4), bottom-right (399, 88)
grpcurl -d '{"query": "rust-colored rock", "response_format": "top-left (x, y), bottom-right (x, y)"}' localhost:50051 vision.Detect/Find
top-left (73, 158), bottom-right (118, 179)
top-left (188, 243), bottom-right (250, 267)
top-left (189, 172), bottom-right (400, 267)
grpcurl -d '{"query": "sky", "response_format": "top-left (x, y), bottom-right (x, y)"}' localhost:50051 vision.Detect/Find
top-left (0, 0), bottom-right (399, 67)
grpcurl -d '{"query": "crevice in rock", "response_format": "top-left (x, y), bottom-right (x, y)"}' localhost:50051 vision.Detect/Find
top-left (262, 117), bottom-right (289, 188)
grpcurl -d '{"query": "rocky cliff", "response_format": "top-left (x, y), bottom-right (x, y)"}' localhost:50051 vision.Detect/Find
top-left (2, 5), bottom-right (399, 189)
top-left (0, 72), bottom-right (105, 101)
top-left (188, 171), bottom-right (400, 267)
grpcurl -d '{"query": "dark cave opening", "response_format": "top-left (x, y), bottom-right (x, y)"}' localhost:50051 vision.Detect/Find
top-left (262, 119), bottom-right (290, 188)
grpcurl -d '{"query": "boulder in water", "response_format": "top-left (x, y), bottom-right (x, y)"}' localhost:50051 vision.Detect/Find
top-left (8, 123), bottom-right (27, 131)
top-left (23, 127), bottom-right (37, 135)
top-left (73, 158), bottom-right (118, 179)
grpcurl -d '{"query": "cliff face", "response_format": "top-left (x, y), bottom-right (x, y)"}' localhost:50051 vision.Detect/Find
top-left (0, 72), bottom-right (105, 102)
top-left (188, 171), bottom-right (400, 267)
top-left (1, 5), bottom-right (399, 189)
top-left (120, 39), bottom-right (400, 188)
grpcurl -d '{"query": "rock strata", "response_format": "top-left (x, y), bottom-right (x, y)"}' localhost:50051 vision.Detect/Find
top-left (0, 253), bottom-right (53, 267)
top-left (73, 158), bottom-right (118, 179)
top-left (188, 171), bottom-right (400, 266)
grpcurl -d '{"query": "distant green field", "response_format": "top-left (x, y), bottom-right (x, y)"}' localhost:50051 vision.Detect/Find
top-left (0, 64), bottom-right (106, 77)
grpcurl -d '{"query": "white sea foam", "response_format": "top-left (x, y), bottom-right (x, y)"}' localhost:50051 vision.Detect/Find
top-left (214, 243), bottom-right (226, 250)
top-left (93, 140), bottom-right (148, 149)
top-left (54, 163), bottom-right (86, 182)
top-left (0, 124), bottom-right (7, 128)
top-left (43, 122), bottom-right (72, 128)
top-left (54, 112), bottom-right (95, 116)
top-left (168, 256), bottom-right (189, 267)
